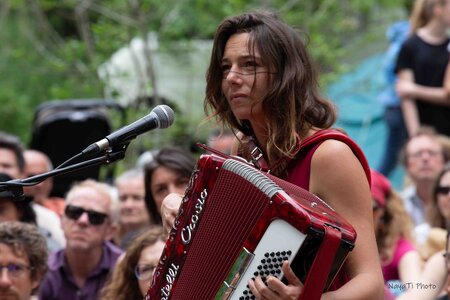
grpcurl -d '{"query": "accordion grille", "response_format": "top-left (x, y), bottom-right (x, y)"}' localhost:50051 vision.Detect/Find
top-left (171, 168), bottom-right (271, 299)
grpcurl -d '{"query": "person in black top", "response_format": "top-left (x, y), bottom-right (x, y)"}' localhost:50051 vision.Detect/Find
top-left (395, 0), bottom-right (450, 138)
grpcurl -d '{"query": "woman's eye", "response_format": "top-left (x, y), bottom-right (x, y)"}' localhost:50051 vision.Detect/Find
top-left (177, 179), bottom-right (190, 189)
top-left (154, 186), bottom-right (167, 195)
top-left (244, 61), bottom-right (256, 67)
top-left (221, 65), bottom-right (231, 72)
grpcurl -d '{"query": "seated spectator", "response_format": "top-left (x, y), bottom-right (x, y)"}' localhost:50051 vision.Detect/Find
top-left (397, 230), bottom-right (449, 300)
top-left (398, 161), bottom-right (450, 299)
top-left (0, 221), bottom-right (48, 300)
top-left (0, 132), bottom-right (65, 250)
top-left (0, 131), bottom-right (24, 180)
top-left (143, 147), bottom-right (196, 225)
top-left (371, 170), bottom-right (423, 295)
top-left (23, 149), bottom-right (66, 217)
top-left (0, 172), bottom-right (61, 252)
top-left (114, 168), bottom-right (150, 249)
top-left (400, 127), bottom-right (446, 244)
top-left (99, 226), bottom-right (165, 300)
top-left (22, 150), bottom-right (66, 247)
top-left (38, 179), bottom-right (123, 300)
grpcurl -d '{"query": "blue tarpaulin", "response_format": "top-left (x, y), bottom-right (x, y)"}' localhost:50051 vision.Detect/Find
top-left (327, 53), bottom-right (405, 188)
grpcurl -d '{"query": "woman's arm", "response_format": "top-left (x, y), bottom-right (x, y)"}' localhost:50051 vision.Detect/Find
top-left (311, 139), bottom-right (385, 300)
top-left (396, 250), bottom-right (446, 300)
top-left (396, 69), bottom-right (420, 136)
top-left (396, 61), bottom-right (450, 106)
top-left (398, 250), bottom-right (423, 284)
top-left (444, 63), bottom-right (450, 99)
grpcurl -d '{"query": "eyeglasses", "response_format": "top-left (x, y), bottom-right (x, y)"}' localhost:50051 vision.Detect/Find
top-left (221, 61), bottom-right (276, 79)
top-left (134, 263), bottom-right (156, 281)
top-left (64, 204), bottom-right (109, 225)
top-left (408, 149), bottom-right (442, 159)
top-left (0, 264), bottom-right (33, 278)
top-left (437, 186), bottom-right (450, 195)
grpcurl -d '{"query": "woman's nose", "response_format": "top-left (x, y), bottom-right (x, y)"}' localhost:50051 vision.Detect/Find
top-left (224, 69), bottom-right (243, 84)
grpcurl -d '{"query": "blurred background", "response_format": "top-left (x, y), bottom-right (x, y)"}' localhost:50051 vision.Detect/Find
top-left (0, 0), bottom-right (411, 186)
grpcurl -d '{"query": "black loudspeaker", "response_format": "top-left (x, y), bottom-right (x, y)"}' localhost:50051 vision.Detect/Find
top-left (29, 99), bottom-right (125, 198)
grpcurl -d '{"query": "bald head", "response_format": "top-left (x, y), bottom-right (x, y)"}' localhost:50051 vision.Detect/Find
top-left (23, 150), bottom-right (54, 203)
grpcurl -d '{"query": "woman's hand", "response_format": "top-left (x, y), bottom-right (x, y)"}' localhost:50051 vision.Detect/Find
top-left (248, 261), bottom-right (303, 300)
top-left (160, 193), bottom-right (183, 238)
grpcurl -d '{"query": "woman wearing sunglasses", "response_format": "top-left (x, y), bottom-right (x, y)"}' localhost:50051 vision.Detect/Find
top-left (396, 163), bottom-right (450, 299)
top-left (435, 163), bottom-right (450, 223)
top-left (99, 226), bottom-right (165, 300)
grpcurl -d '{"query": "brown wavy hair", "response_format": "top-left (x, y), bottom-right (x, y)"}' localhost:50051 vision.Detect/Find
top-left (99, 226), bottom-right (164, 300)
top-left (143, 147), bottom-right (196, 225)
top-left (0, 221), bottom-right (48, 294)
top-left (204, 10), bottom-right (336, 174)
top-left (376, 190), bottom-right (416, 262)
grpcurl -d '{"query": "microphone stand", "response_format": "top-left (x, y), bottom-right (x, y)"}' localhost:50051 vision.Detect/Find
top-left (0, 146), bottom-right (127, 200)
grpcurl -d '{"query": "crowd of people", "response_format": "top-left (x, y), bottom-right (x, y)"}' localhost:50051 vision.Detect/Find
top-left (0, 1), bottom-right (449, 299)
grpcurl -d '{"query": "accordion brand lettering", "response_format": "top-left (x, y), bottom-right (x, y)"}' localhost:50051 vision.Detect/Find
top-left (181, 189), bottom-right (208, 244)
top-left (160, 263), bottom-right (179, 299)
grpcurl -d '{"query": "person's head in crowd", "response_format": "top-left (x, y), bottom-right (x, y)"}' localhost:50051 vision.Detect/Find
top-left (99, 226), bottom-right (165, 300)
top-left (432, 162), bottom-right (450, 226)
top-left (144, 147), bottom-right (196, 224)
top-left (402, 126), bottom-right (446, 184)
top-left (207, 127), bottom-right (235, 154)
top-left (63, 179), bottom-right (116, 251)
top-left (409, 0), bottom-right (450, 33)
top-left (371, 170), bottom-right (415, 254)
top-left (114, 168), bottom-right (150, 248)
top-left (0, 173), bottom-right (36, 224)
top-left (0, 221), bottom-right (48, 300)
top-left (0, 131), bottom-right (25, 179)
top-left (38, 179), bottom-right (122, 300)
top-left (22, 149), bottom-right (54, 205)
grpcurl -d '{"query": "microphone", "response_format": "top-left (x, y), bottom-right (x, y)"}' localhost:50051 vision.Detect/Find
top-left (81, 104), bottom-right (174, 155)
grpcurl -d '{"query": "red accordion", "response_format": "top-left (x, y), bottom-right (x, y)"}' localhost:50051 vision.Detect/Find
top-left (145, 153), bottom-right (357, 300)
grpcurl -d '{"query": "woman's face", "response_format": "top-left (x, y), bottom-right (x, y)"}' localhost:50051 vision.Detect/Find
top-left (221, 32), bottom-right (271, 127)
top-left (437, 0), bottom-right (450, 27)
top-left (437, 171), bottom-right (450, 219)
top-left (136, 240), bottom-right (166, 296)
top-left (150, 166), bottom-right (190, 214)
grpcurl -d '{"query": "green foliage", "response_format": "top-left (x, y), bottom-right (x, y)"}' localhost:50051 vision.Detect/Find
top-left (0, 0), bottom-right (409, 170)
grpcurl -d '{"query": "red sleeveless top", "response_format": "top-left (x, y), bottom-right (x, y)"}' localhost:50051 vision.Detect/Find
top-left (283, 129), bottom-right (371, 291)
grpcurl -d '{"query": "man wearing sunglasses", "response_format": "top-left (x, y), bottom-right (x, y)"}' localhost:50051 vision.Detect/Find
top-left (38, 179), bottom-right (123, 300)
top-left (0, 221), bottom-right (48, 300)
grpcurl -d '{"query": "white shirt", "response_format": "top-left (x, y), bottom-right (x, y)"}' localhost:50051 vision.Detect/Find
top-left (32, 203), bottom-right (66, 248)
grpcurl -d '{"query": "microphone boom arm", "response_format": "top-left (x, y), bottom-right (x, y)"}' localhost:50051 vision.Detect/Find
top-left (0, 147), bottom-right (127, 198)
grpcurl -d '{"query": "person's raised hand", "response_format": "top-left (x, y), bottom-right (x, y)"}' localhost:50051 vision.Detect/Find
top-left (160, 193), bottom-right (183, 238)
